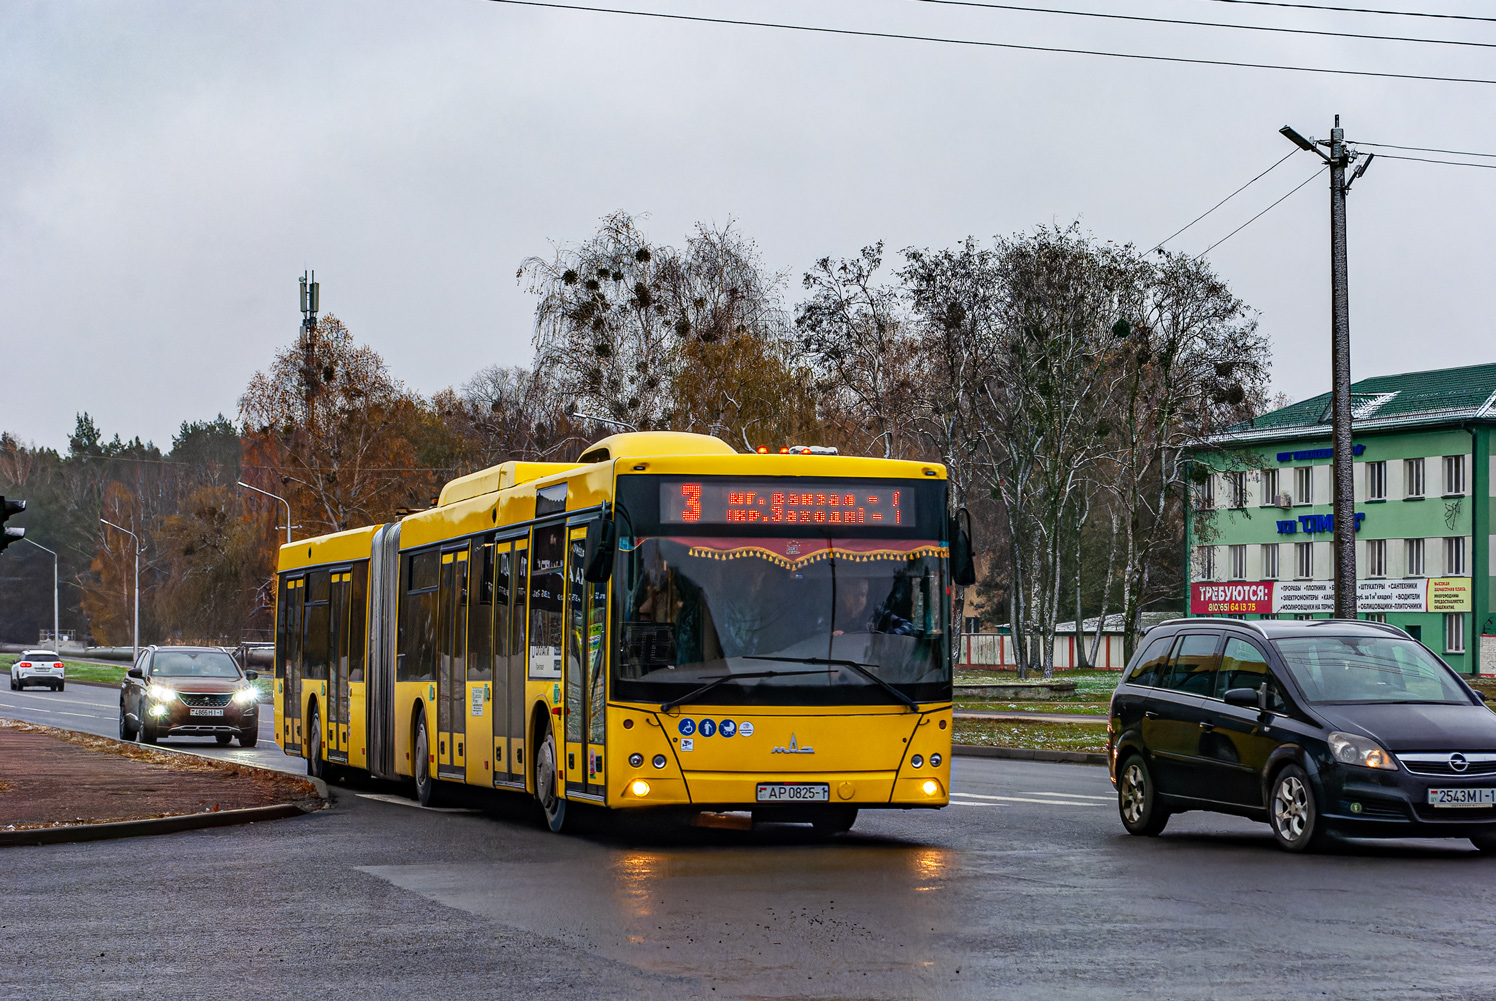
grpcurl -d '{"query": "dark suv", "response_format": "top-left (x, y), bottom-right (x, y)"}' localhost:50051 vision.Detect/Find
top-left (1109, 618), bottom-right (1496, 852)
top-left (119, 646), bottom-right (260, 747)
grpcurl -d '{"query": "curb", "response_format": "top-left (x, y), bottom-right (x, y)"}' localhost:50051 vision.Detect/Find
top-left (952, 743), bottom-right (1108, 766)
top-left (0, 802), bottom-right (310, 848)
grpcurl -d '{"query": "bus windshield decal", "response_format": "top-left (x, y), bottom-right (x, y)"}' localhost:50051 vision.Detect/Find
top-left (660, 479), bottom-right (915, 526)
top-left (674, 537), bottom-right (947, 572)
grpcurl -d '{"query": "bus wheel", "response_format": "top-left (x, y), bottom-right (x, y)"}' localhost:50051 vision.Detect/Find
top-left (307, 708), bottom-right (325, 779)
top-left (414, 714), bottom-right (442, 807)
top-left (535, 727), bottom-right (567, 833)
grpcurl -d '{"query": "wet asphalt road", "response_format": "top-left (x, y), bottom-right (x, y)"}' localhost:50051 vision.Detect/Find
top-left (5, 734), bottom-right (1496, 1000)
top-left (0, 673), bottom-right (303, 775)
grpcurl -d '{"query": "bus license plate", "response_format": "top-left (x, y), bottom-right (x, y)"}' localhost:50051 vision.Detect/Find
top-left (189, 708), bottom-right (225, 717)
top-left (756, 782), bottom-right (829, 803)
top-left (1429, 788), bottom-right (1496, 807)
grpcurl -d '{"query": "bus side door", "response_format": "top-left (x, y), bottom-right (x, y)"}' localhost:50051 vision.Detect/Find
top-left (436, 548), bottom-right (469, 778)
top-left (563, 527), bottom-right (608, 800)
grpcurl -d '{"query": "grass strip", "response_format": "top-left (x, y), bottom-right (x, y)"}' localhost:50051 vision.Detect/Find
top-left (953, 717), bottom-right (1108, 753)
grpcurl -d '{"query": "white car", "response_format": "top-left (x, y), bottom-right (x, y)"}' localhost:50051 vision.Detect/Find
top-left (11, 650), bottom-right (65, 691)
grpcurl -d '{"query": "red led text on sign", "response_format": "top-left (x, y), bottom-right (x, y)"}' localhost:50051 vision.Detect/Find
top-left (662, 480), bottom-right (914, 526)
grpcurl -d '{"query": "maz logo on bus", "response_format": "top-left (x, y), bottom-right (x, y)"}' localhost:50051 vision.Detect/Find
top-left (771, 734), bottom-right (815, 755)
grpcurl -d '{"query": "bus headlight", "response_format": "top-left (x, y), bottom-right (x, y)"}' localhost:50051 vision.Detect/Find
top-left (922, 779), bottom-right (941, 796)
top-left (630, 779), bottom-right (651, 797)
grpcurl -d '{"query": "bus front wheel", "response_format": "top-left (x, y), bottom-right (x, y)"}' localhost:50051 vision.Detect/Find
top-left (535, 727), bottom-right (567, 833)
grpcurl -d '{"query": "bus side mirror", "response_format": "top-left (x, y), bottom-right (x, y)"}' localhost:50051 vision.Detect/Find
top-left (951, 508), bottom-right (977, 587)
top-left (584, 519), bottom-right (616, 584)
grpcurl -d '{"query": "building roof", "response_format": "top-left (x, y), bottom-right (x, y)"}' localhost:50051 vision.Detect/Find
top-left (1216, 361), bottom-right (1496, 444)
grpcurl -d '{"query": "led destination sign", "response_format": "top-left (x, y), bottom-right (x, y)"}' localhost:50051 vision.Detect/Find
top-left (660, 479), bottom-right (915, 526)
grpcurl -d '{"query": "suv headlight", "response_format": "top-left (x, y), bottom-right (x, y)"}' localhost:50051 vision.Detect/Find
top-left (147, 684), bottom-right (176, 702)
top-left (233, 686), bottom-right (258, 706)
top-left (1328, 731), bottom-right (1398, 771)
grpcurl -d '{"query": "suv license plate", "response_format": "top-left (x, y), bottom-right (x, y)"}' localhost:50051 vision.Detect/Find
top-left (1429, 788), bottom-right (1496, 807)
top-left (756, 782), bottom-right (830, 803)
top-left (189, 708), bottom-right (225, 717)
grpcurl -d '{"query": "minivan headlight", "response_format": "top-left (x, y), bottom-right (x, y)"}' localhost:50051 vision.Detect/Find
top-left (233, 686), bottom-right (259, 705)
top-left (147, 684), bottom-right (176, 702)
top-left (1328, 731), bottom-right (1398, 771)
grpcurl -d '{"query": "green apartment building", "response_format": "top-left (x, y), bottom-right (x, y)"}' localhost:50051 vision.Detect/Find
top-left (1187, 362), bottom-right (1496, 674)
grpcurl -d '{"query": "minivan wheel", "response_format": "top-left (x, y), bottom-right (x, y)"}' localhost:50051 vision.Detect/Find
top-left (1117, 755), bottom-right (1169, 836)
top-left (1269, 764), bottom-right (1329, 852)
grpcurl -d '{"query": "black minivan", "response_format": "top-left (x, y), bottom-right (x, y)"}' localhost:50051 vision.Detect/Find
top-left (1109, 617), bottom-right (1496, 852)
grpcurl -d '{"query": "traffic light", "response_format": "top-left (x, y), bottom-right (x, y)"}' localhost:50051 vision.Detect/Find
top-left (0, 496), bottom-right (25, 554)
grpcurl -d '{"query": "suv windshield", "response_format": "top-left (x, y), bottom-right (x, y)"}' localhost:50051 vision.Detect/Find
top-left (152, 650), bottom-right (240, 679)
top-left (613, 536), bottom-right (950, 706)
top-left (1273, 636), bottom-right (1469, 704)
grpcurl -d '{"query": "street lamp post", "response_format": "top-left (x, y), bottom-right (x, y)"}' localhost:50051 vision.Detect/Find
top-left (237, 481), bottom-right (293, 545)
top-left (100, 519), bottom-right (140, 661)
top-left (20, 537), bottom-right (59, 649)
top-left (1280, 115), bottom-right (1374, 620)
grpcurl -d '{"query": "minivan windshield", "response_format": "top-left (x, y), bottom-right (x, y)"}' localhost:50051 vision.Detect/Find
top-left (1273, 636), bottom-right (1469, 704)
top-left (152, 650), bottom-right (241, 678)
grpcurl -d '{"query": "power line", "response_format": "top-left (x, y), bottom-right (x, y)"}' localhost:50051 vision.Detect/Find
top-left (1370, 152), bottom-right (1496, 169)
top-left (1359, 141), bottom-right (1496, 159)
top-left (910, 0), bottom-right (1496, 49)
top-left (1149, 150), bottom-right (1296, 253)
top-left (1189, 0), bottom-right (1496, 23)
top-left (1200, 165), bottom-right (1327, 256)
top-left (482, 0), bottom-right (1496, 85)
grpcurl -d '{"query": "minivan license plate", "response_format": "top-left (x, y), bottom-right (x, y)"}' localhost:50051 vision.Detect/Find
top-left (756, 782), bottom-right (830, 803)
top-left (189, 708), bottom-right (224, 717)
top-left (1429, 788), bottom-right (1496, 807)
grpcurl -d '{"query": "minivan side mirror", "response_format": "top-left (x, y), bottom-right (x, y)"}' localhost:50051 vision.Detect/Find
top-left (951, 507), bottom-right (977, 587)
top-left (1223, 687), bottom-right (1259, 708)
top-left (583, 518), bottom-right (616, 584)
top-left (244, 670), bottom-right (259, 681)
top-left (127, 666), bottom-right (144, 679)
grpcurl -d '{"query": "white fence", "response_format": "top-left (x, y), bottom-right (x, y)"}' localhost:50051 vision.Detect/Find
top-left (957, 631), bottom-right (1127, 671)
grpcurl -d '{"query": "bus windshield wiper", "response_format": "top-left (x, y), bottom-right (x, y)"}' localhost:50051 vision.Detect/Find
top-left (659, 670), bottom-right (829, 713)
top-left (744, 656), bottom-right (918, 711)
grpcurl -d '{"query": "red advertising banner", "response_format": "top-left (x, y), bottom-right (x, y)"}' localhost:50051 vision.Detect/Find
top-left (1190, 581), bottom-right (1275, 615)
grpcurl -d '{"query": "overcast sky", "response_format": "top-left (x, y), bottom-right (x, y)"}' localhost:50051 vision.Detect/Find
top-left (2, 0), bottom-right (1492, 452)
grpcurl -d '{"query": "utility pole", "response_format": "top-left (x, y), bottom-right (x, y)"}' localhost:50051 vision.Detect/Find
top-left (100, 519), bottom-right (141, 661)
top-left (1281, 115), bottom-right (1374, 620)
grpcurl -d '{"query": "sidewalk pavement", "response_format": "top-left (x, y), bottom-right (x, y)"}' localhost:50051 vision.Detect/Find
top-left (0, 719), bottom-right (322, 846)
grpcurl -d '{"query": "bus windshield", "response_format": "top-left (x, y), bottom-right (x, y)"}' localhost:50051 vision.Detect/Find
top-left (612, 535), bottom-right (951, 706)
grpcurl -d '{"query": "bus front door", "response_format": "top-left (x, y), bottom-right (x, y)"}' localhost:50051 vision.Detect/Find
top-left (564, 528), bottom-right (608, 800)
top-left (279, 575), bottom-right (304, 753)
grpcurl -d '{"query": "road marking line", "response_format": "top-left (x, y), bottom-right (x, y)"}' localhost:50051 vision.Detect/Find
top-left (949, 801), bottom-right (1004, 808)
top-left (949, 792), bottom-right (1103, 807)
top-left (1024, 791), bottom-right (1114, 801)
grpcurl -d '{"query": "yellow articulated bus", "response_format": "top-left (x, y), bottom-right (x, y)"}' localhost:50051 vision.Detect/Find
top-left (273, 431), bottom-right (971, 834)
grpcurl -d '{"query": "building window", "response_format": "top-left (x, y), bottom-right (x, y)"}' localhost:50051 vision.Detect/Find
top-left (1443, 455), bottom-right (1467, 496)
top-left (1367, 461), bottom-right (1387, 501)
top-left (1294, 467), bottom-right (1313, 506)
top-left (1261, 468), bottom-right (1280, 507)
top-left (1363, 612), bottom-right (1387, 623)
top-left (1226, 471), bottom-right (1246, 509)
top-left (1406, 538), bottom-right (1426, 577)
top-left (1446, 613), bottom-right (1466, 655)
top-left (1262, 543), bottom-right (1280, 580)
top-left (1444, 536), bottom-right (1467, 576)
top-left (1295, 542), bottom-right (1313, 580)
top-left (1195, 546), bottom-right (1215, 581)
top-left (1229, 545), bottom-right (1247, 580)
top-left (1366, 538), bottom-right (1387, 578)
top-left (1405, 457), bottom-right (1425, 499)
top-left (1197, 474), bottom-right (1215, 510)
